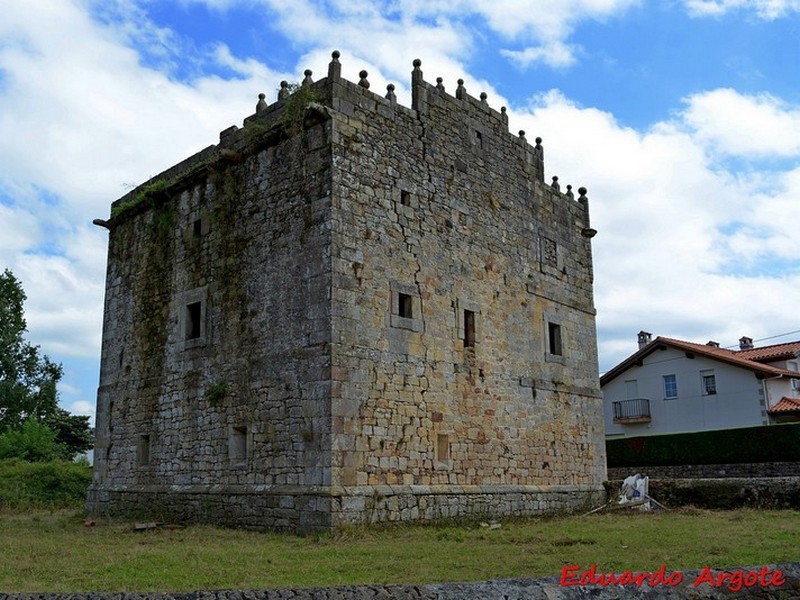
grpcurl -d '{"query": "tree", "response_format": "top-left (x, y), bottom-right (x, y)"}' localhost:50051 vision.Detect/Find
top-left (44, 408), bottom-right (93, 458)
top-left (0, 269), bottom-right (63, 431)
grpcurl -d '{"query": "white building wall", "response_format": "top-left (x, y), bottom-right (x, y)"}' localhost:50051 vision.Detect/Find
top-left (604, 348), bottom-right (766, 437)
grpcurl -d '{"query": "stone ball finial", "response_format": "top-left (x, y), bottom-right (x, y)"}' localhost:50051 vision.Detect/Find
top-left (551, 176), bottom-right (561, 191)
top-left (480, 92), bottom-right (487, 103)
top-left (256, 92), bottom-right (268, 113)
top-left (436, 77), bottom-right (445, 92)
top-left (413, 58), bottom-right (422, 68)
top-left (519, 130), bottom-right (526, 138)
top-left (385, 83), bottom-right (397, 103)
top-left (501, 106), bottom-right (506, 113)
top-left (457, 78), bottom-right (464, 85)
top-left (387, 83), bottom-right (395, 91)
top-left (304, 69), bottom-right (312, 76)
top-left (278, 80), bottom-right (290, 100)
top-left (332, 50), bottom-right (340, 60)
top-left (578, 187), bottom-right (588, 197)
top-left (358, 70), bottom-right (370, 89)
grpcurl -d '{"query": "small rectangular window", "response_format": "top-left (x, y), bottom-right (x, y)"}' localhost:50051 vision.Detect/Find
top-left (701, 371), bottom-right (716, 395)
top-left (230, 426), bottom-right (248, 464)
top-left (463, 309), bottom-right (476, 348)
top-left (186, 302), bottom-right (202, 340)
top-left (663, 374), bottom-right (678, 399)
top-left (193, 218), bottom-right (203, 237)
top-left (137, 434), bottom-right (150, 467)
top-left (548, 322), bottom-right (562, 356)
top-left (436, 433), bottom-right (450, 465)
top-left (400, 190), bottom-right (411, 206)
top-left (475, 130), bottom-right (483, 149)
top-left (398, 293), bottom-right (413, 319)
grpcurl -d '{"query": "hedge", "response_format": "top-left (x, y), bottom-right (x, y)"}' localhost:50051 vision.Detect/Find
top-left (606, 422), bottom-right (800, 468)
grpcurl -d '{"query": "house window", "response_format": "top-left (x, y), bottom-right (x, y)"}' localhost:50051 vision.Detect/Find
top-left (663, 374), bottom-right (678, 399)
top-left (436, 433), bottom-right (450, 465)
top-left (547, 322), bottom-right (562, 356)
top-left (137, 434), bottom-right (151, 467)
top-left (230, 425), bottom-right (248, 465)
top-left (701, 370), bottom-right (716, 395)
top-left (463, 309), bottom-right (476, 348)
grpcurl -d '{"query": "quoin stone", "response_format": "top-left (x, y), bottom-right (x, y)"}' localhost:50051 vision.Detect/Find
top-left (87, 52), bottom-right (607, 532)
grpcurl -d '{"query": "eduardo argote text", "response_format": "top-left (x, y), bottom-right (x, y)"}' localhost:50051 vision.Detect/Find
top-left (560, 564), bottom-right (786, 592)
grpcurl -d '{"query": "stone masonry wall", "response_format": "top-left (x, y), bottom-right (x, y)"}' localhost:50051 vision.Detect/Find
top-left (325, 56), bottom-right (606, 522)
top-left (88, 88), bottom-right (337, 531)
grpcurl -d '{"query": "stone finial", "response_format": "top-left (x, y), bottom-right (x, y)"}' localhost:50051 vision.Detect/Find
top-left (256, 93), bottom-right (268, 113)
top-left (358, 70), bottom-right (370, 89)
top-left (278, 80), bottom-right (289, 101)
top-left (551, 176), bottom-right (560, 191)
top-left (578, 186), bottom-right (596, 237)
top-left (565, 184), bottom-right (574, 200)
top-left (519, 130), bottom-right (526, 140)
top-left (302, 69), bottom-right (313, 86)
top-left (436, 77), bottom-right (445, 92)
top-left (411, 58), bottom-right (425, 113)
top-left (328, 50), bottom-right (341, 81)
top-left (500, 106), bottom-right (508, 126)
top-left (385, 83), bottom-right (397, 104)
top-left (535, 137), bottom-right (543, 149)
top-left (480, 92), bottom-right (488, 104)
top-left (456, 78), bottom-right (466, 100)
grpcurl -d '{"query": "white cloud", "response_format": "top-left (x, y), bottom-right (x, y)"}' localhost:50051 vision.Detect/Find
top-left (683, 0), bottom-right (800, 19)
top-left (680, 89), bottom-right (800, 157)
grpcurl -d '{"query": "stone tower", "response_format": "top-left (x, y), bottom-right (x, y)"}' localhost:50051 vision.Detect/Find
top-left (87, 52), bottom-right (606, 532)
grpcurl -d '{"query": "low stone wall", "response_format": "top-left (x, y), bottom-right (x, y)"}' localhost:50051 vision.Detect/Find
top-left (4, 563), bottom-right (800, 599)
top-left (607, 461), bottom-right (800, 480)
top-left (604, 477), bottom-right (800, 509)
top-left (88, 484), bottom-right (606, 533)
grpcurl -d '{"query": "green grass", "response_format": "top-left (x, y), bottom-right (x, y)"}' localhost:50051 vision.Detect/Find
top-left (1, 508), bottom-right (798, 592)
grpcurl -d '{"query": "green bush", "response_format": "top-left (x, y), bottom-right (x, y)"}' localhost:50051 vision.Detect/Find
top-left (0, 417), bottom-right (65, 461)
top-left (0, 458), bottom-right (91, 510)
top-left (606, 422), bottom-right (800, 468)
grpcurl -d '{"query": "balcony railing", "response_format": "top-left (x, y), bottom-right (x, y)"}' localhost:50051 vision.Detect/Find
top-left (613, 398), bottom-right (651, 424)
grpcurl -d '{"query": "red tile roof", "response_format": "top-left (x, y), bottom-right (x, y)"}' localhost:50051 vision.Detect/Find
top-left (767, 397), bottom-right (800, 414)
top-left (738, 341), bottom-right (800, 363)
top-left (601, 336), bottom-right (799, 386)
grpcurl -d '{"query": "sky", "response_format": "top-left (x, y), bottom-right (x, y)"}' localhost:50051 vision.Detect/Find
top-left (1, 0), bottom-right (799, 426)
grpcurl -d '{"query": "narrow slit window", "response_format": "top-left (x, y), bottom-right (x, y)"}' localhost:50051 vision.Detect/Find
top-left (398, 293), bottom-right (413, 319)
top-left (231, 426), bottom-right (248, 464)
top-left (137, 434), bottom-right (150, 467)
top-left (193, 218), bottom-right (203, 237)
top-left (436, 433), bottom-right (450, 464)
top-left (186, 302), bottom-right (202, 340)
top-left (463, 309), bottom-right (476, 348)
top-left (548, 322), bottom-right (562, 356)
top-left (400, 190), bottom-right (411, 206)
top-left (475, 130), bottom-right (483, 149)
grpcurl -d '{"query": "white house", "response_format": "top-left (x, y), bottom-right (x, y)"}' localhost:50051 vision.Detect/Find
top-left (602, 332), bottom-right (800, 437)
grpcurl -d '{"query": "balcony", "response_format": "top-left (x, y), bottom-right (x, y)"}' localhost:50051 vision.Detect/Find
top-left (613, 398), bottom-right (651, 424)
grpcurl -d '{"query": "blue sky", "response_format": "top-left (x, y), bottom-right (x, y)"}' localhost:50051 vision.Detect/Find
top-left (1, 0), bottom-right (799, 425)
